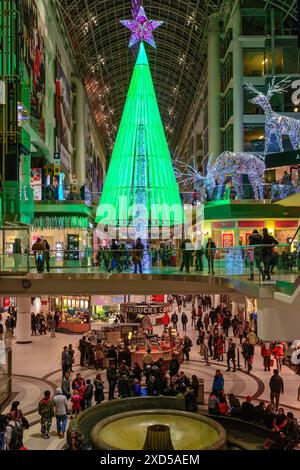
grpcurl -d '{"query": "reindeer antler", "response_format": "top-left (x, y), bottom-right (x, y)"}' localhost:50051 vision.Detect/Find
top-left (266, 76), bottom-right (291, 98)
top-left (245, 82), bottom-right (262, 95)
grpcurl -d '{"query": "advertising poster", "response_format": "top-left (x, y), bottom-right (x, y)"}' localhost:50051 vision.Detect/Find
top-left (56, 61), bottom-right (72, 171)
top-left (30, 168), bottom-right (42, 200)
top-left (222, 233), bottom-right (234, 248)
top-left (21, 0), bottom-right (46, 140)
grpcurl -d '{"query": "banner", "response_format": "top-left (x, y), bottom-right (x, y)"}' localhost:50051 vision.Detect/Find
top-left (56, 60), bottom-right (72, 170)
top-left (21, 0), bottom-right (46, 140)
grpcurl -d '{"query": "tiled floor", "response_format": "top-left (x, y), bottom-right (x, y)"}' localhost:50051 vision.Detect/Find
top-left (3, 300), bottom-right (300, 450)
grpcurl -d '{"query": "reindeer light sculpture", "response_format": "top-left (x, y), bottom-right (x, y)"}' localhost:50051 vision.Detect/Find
top-left (176, 152), bottom-right (266, 200)
top-left (246, 77), bottom-right (300, 154)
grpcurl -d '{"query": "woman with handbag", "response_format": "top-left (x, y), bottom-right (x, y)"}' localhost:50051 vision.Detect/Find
top-left (10, 401), bottom-right (29, 431)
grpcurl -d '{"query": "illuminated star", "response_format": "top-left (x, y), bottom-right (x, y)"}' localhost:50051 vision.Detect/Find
top-left (120, 5), bottom-right (163, 49)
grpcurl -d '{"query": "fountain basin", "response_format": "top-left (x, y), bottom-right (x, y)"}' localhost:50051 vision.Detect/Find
top-left (91, 409), bottom-right (226, 450)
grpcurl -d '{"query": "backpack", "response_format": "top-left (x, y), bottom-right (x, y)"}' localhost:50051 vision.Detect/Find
top-left (8, 422), bottom-right (23, 450)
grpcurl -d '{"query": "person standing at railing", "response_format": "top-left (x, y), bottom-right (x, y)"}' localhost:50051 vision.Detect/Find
top-left (12, 239), bottom-right (22, 272)
top-left (179, 239), bottom-right (192, 273)
top-left (247, 229), bottom-right (264, 281)
top-left (42, 239), bottom-right (50, 273)
top-left (108, 240), bottom-right (122, 273)
top-left (132, 238), bottom-right (144, 274)
top-left (32, 238), bottom-right (46, 273)
top-left (195, 240), bottom-right (204, 272)
top-left (205, 238), bottom-right (216, 275)
top-left (262, 228), bottom-right (279, 281)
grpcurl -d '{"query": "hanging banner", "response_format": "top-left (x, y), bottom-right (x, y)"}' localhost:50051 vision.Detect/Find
top-left (0, 81), bottom-right (5, 105)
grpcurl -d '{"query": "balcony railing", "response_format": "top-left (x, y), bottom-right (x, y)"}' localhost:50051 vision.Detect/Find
top-left (0, 245), bottom-right (298, 284)
top-left (30, 182), bottom-right (300, 206)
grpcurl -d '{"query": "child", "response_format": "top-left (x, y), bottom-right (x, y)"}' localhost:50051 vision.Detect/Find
top-left (71, 390), bottom-right (81, 416)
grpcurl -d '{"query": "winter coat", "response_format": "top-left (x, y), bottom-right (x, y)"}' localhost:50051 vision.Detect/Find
top-left (53, 392), bottom-right (68, 416)
top-left (212, 375), bottom-right (224, 392)
top-left (38, 398), bottom-right (55, 419)
top-left (269, 375), bottom-right (284, 394)
top-left (71, 395), bottom-right (81, 411)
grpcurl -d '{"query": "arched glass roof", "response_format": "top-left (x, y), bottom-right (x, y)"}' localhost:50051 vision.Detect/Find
top-left (58, 0), bottom-right (298, 152)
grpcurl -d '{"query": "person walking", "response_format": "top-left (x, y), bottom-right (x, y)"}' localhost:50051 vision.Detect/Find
top-left (171, 311), bottom-right (178, 330)
top-left (222, 315), bottom-right (230, 337)
top-left (106, 362), bottom-right (117, 400)
top-left (205, 238), bottom-right (216, 275)
top-left (31, 313), bottom-right (37, 336)
top-left (52, 388), bottom-right (68, 439)
top-left (242, 338), bottom-right (254, 374)
top-left (61, 346), bottom-right (69, 377)
top-left (237, 321), bottom-right (245, 345)
top-left (261, 228), bottom-right (278, 281)
top-left (226, 338), bottom-right (236, 372)
top-left (38, 390), bottom-right (55, 439)
top-left (261, 342), bottom-right (271, 371)
top-left (182, 335), bottom-right (193, 361)
top-left (231, 315), bottom-right (239, 337)
top-left (269, 369), bottom-right (284, 411)
top-left (83, 379), bottom-right (94, 409)
top-left (181, 312), bottom-right (188, 332)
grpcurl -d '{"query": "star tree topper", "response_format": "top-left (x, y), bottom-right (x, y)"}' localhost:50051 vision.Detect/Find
top-left (120, 5), bottom-right (163, 49)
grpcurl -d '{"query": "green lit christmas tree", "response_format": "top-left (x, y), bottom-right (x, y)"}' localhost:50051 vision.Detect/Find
top-left (95, 7), bottom-right (184, 234)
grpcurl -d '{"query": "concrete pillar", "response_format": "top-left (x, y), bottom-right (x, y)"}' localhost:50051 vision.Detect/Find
top-left (208, 16), bottom-right (221, 161)
top-left (72, 76), bottom-right (86, 186)
top-left (232, 2), bottom-right (244, 152)
top-left (16, 297), bottom-right (32, 344)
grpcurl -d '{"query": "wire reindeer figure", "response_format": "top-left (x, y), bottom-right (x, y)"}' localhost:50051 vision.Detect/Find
top-left (176, 152), bottom-right (266, 200)
top-left (246, 77), bottom-right (300, 154)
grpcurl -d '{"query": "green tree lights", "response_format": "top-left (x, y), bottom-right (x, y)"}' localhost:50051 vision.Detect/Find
top-left (95, 42), bottom-right (184, 230)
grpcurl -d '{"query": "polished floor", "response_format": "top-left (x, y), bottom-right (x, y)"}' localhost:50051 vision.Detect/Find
top-left (3, 303), bottom-right (300, 450)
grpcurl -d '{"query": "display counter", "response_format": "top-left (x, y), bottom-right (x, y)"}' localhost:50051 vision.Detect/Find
top-left (58, 321), bottom-right (90, 334)
top-left (131, 346), bottom-right (182, 369)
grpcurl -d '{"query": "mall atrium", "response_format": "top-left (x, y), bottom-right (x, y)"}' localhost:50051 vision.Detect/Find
top-left (1, 0), bottom-right (300, 455)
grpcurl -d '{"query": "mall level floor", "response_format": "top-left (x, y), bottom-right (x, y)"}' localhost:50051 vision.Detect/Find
top-left (3, 302), bottom-right (300, 450)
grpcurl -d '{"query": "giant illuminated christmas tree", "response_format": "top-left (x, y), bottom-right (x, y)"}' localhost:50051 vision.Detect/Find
top-left (96, 6), bottom-right (184, 236)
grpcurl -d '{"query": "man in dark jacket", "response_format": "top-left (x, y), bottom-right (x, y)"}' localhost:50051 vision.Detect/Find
top-left (169, 354), bottom-right (180, 377)
top-left (171, 312), bottom-right (179, 329)
top-left (61, 371), bottom-right (71, 400)
top-left (78, 336), bottom-right (87, 367)
top-left (269, 369), bottom-right (284, 411)
top-left (180, 239), bottom-right (191, 273)
top-left (107, 362), bottom-right (118, 400)
top-left (205, 238), bottom-right (217, 275)
top-left (248, 229), bottom-right (264, 281)
top-left (226, 339), bottom-right (236, 372)
top-left (222, 315), bottom-right (231, 337)
top-left (262, 228), bottom-right (278, 281)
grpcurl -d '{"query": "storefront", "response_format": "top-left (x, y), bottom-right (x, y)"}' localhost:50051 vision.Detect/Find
top-left (207, 219), bottom-right (299, 249)
top-left (51, 296), bottom-right (90, 333)
top-left (32, 204), bottom-right (94, 268)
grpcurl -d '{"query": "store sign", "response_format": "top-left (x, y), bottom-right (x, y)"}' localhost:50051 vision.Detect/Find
top-left (291, 79), bottom-right (300, 105)
top-left (30, 168), bottom-right (42, 201)
top-left (151, 295), bottom-right (165, 303)
top-left (120, 303), bottom-right (170, 315)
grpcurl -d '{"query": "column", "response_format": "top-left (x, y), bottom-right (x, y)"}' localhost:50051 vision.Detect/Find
top-left (16, 297), bottom-right (32, 344)
top-left (232, 2), bottom-right (244, 152)
top-left (72, 76), bottom-right (86, 186)
top-left (208, 15), bottom-right (221, 161)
